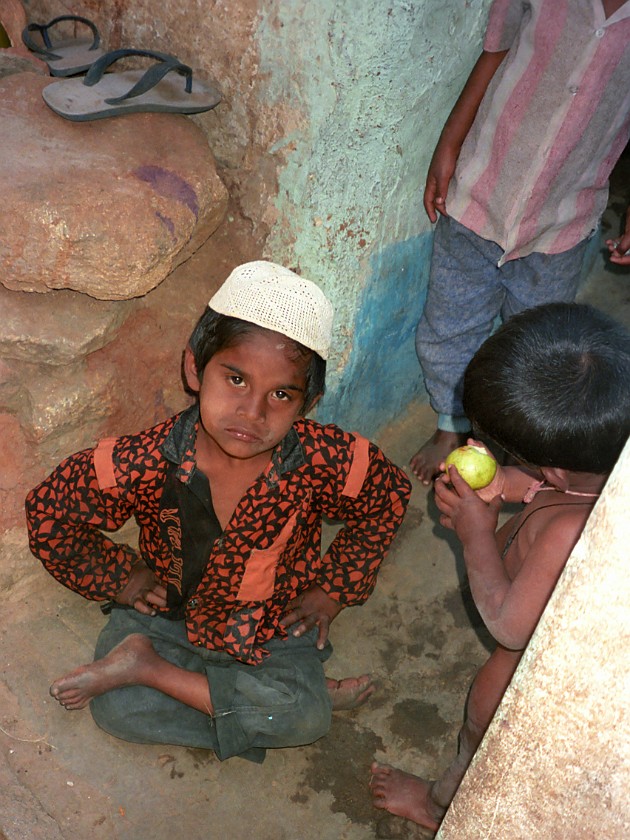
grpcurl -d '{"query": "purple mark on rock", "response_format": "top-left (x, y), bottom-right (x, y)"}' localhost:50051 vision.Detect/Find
top-left (156, 211), bottom-right (176, 238)
top-left (133, 165), bottom-right (199, 219)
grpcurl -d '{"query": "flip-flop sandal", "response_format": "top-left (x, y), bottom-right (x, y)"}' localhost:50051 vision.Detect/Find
top-left (42, 48), bottom-right (222, 121)
top-left (22, 15), bottom-right (105, 77)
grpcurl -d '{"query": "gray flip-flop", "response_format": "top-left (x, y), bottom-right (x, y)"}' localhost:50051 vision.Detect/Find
top-left (42, 48), bottom-right (222, 121)
top-left (22, 15), bottom-right (105, 77)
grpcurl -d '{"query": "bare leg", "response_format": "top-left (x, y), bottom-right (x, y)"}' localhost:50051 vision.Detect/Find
top-left (410, 429), bottom-right (468, 485)
top-left (327, 674), bottom-right (375, 710)
top-left (49, 633), bottom-right (213, 714)
top-left (52, 637), bottom-right (375, 716)
top-left (370, 647), bottom-right (521, 827)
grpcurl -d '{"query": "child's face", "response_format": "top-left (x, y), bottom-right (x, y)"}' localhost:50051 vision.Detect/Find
top-left (186, 328), bottom-right (315, 463)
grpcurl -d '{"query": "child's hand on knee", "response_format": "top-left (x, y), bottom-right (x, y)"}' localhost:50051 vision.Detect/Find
top-left (115, 560), bottom-right (168, 615)
top-left (280, 584), bottom-right (342, 650)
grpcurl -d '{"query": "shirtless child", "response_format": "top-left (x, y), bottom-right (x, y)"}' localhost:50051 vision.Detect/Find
top-left (370, 302), bottom-right (630, 831)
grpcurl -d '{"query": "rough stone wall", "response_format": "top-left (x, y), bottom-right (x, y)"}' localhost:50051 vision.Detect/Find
top-left (0, 69), bottom-right (230, 544)
top-left (22, 0), bottom-right (491, 434)
top-left (1, 1), bottom-right (492, 522)
top-left (1, 0), bottom-right (491, 540)
top-left (256, 0), bottom-right (491, 430)
top-left (1, 74), bottom-right (229, 299)
top-left (24, 0), bottom-right (279, 245)
top-left (0, 206), bottom-right (258, 584)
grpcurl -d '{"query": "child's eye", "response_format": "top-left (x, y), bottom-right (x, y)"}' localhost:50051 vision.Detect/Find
top-left (228, 375), bottom-right (245, 386)
top-left (273, 390), bottom-right (291, 401)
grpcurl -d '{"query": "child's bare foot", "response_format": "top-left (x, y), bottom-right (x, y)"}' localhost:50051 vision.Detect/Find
top-left (410, 429), bottom-right (468, 485)
top-left (369, 762), bottom-right (443, 831)
top-left (49, 634), bottom-right (159, 710)
top-left (327, 674), bottom-right (375, 710)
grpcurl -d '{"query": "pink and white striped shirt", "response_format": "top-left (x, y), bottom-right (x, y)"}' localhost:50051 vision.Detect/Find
top-left (447, 0), bottom-right (630, 264)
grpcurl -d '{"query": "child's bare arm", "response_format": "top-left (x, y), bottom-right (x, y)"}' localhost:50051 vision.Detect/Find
top-left (424, 49), bottom-right (507, 222)
top-left (436, 467), bottom-right (590, 649)
top-left (435, 467), bottom-right (506, 617)
top-left (435, 466), bottom-right (511, 638)
top-left (479, 511), bottom-right (587, 649)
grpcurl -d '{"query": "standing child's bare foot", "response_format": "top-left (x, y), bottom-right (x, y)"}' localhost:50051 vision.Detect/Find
top-left (369, 761), bottom-right (443, 832)
top-left (327, 674), bottom-right (375, 710)
top-left (410, 429), bottom-right (468, 485)
top-left (49, 634), bottom-right (160, 710)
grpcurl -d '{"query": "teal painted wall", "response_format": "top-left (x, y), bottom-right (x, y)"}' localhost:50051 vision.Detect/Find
top-left (256, 0), bottom-right (491, 435)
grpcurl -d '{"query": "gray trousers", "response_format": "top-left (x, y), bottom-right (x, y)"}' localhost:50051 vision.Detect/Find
top-left (415, 215), bottom-right (593, 427)
top-left (90, 607), bottom-right (333, 763)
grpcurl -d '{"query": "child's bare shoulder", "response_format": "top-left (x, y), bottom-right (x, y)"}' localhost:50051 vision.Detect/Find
top-left (523, 499), bottom-right (595, 565)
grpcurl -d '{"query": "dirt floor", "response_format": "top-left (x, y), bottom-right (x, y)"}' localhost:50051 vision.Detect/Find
top-left (0, 405), bottom-right (491, 840)
top-left (1, 152), bottom-right (629, 840)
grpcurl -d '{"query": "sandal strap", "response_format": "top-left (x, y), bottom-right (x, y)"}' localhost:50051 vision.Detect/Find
top-left (22, 16), bottom-right (100, 60)
top-left (82, 49), bottom-right (193, 105)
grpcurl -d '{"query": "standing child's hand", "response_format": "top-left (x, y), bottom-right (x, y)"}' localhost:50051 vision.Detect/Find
top-left (280, 584), bottom-right (342, 650)
top-left (606, 206), bottom-right (630, 266)
top-left (115, 560), bottom-right (168, 616)
top-left (434, 464), bottom-right (503, 545)
top-left (423, 144), bottom-right (457, 223)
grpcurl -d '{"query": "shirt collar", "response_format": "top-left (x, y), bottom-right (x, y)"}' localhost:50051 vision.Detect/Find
top-left (160, 404), bottom-right (306, 483)
top-left (160, 404), bottom-right (199, 482)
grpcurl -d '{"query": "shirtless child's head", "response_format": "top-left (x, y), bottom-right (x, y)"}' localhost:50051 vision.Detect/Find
top-left (463, 302), bottom-right (630, 474)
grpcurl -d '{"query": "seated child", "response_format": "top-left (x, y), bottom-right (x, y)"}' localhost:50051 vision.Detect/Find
top-left (26, 261), bottom-right (411, 763)
top-left (370, 301), bottom-right (630, 830)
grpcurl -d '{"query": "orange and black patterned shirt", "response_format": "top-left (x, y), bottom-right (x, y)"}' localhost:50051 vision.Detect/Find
top-left (25, 405), bottom-right (411, 665)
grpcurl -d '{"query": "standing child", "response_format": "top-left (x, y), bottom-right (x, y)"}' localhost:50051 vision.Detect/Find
top-left (371, 302), bottom-right (630, 831)
top-left (26, 261), bottom-right (411, 763)
top-left (411, 0), bottom-right (630, 483)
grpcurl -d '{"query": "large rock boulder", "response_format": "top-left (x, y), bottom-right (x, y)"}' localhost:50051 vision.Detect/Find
top-left (0, 0), bottom-right (48, 77)
top-left (0, 283), bottom-right (131, 364)
top-left (0, 73), bottom-right (228, 299)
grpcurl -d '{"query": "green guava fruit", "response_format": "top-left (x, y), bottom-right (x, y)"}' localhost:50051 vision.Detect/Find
top-left (444, 444), bottom-right (497, 490)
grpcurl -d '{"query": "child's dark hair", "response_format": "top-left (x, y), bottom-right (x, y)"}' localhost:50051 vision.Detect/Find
top-left (463, 302), bottom-right (630, 473)
top-left (188, 307), bottom-right (326, 411)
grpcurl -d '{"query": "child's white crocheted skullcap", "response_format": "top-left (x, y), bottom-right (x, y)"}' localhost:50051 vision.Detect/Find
top-left (209, 261), bottom-right (334, 359)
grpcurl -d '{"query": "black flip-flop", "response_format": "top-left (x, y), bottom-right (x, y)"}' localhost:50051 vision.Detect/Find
top-left (22, 15), bottom-right (105, 77)
top-left (42, 48), bottom-right (222, 121)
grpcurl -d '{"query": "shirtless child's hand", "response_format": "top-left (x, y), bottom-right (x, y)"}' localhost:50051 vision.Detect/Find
top-left (280, 583), bottom-right (342, 650)
top-left (435, 464), bottom-right (503, 545)
top-left (115, 560), bottom-right (167, 616)
top-left (437, 438), bottom-right (505, 502)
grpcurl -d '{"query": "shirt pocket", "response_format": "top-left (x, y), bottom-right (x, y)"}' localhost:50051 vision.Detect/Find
top-left (236, 509), bottom-right (299, 602)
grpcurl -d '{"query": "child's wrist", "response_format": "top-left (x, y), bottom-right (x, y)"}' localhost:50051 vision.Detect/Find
top-left (475, 466), bottom-right (505, 503)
